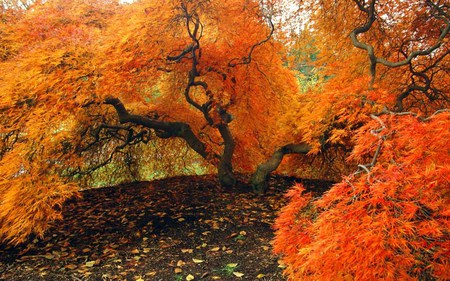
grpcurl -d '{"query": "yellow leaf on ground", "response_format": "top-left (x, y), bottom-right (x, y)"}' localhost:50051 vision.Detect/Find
top-left (233, 272), bottom-right (244, 278)
top-left (186, 274), bottom-right (195, 280)
top-left (192, 258), bottom-right (204, 264)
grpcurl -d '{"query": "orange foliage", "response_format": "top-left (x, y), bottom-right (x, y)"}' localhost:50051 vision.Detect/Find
top-left (274, 0), bottom-right (450, 280)
top-left (0, 0), bottom-right (299, 243)
top-left (274, 112), bottom-right (450, 280)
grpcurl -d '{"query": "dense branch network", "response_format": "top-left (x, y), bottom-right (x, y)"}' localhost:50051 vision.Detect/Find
top-left (350, 0), bottom-right (450, 104)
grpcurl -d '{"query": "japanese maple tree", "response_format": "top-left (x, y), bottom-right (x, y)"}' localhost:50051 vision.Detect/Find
top-left (0, 0), bottom-right (299, 243)
top-left (273, 0), bottom-right (450, 280)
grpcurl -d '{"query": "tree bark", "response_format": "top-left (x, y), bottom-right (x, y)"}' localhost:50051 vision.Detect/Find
top-left (217, 124), bottom-right (236, 186)
top-left (251, 143), bottom-right (312, 194)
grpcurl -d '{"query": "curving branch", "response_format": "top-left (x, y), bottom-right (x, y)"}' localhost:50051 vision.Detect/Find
top-left (251, 143), bottom-right (312, 194)
top-left (228, 15), bottom-right (275, 67)
top-left (104, 96), bottom-right (215, 161)
top-left (350, 0), bottom-right (450, 88)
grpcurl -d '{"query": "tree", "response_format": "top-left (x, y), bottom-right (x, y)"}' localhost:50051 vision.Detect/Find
top-left (273, 0), bottom-right (450, 280)
top-left (0, 0), bottom-right (300, 243)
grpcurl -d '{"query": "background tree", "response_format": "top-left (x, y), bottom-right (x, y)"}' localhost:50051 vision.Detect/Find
top-left (273, 0), bottom-right (450, 280)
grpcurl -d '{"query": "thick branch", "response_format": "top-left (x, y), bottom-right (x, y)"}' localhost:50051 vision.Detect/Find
top-left (104, 96), bottom-right (213, 160)
top-left (251, 143), bottom-right (312, 194)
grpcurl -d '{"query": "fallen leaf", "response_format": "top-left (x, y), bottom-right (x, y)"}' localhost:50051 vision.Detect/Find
top-left (177, 260), bottom-right (185, 267)
top-left (233, 272), bottom-right (244, 278)
top-left (226, 263), bottom-right (238, 268)
top-left (174, 268), bottom-right (183, 274)
top-left (181, 249), bottom-right (193, 253)
top-left (192, 258), bottom-right (204, 264)
top-left (43, 254), bottom-right (54, 260)
top-left (64, 264), bottom-right (78, 270)
top-left (85, 261), bottom-right (96, 268)
top-left (277, 259), bottom-right (287, 269)
top-left (186, 274), bottom-right (195, 280)
top-left (257, 273), bottom-right (266, 278)
top-left (210, 247), bottom-right (220, 252)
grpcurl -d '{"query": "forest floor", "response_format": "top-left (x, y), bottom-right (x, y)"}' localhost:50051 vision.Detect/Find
top-left (0, 175), bottom-right (332, 281)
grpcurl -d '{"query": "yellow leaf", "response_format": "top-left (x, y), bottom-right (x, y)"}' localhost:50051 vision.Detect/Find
top-left (186, 274), bottom-right (195, 280)
top-left (233, 272), bottom-right (244, 278)
top-left (85, 261), bottom-right (96, 267)
top-left (257, 273), bottom-right (266, 278)
top-left (226, 263), bottom-right (238, 268)
top-left (192, 258), bottom-right (204, 264)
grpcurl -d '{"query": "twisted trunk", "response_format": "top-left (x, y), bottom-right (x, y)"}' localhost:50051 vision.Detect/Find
top-left (217, 124), bottom-right (236, 186)
top-left (251, 143), bottom-right (311, 194)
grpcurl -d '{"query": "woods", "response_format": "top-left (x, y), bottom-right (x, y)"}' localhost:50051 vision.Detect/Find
top-left (1, 0), bottom-right (449, 280)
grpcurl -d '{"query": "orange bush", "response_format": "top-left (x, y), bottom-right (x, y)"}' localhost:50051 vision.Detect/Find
top-left (274, 112), bottom-right (450, 280)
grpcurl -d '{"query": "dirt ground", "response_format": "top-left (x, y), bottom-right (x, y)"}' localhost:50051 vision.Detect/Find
top-left (0, 175), bottom-right (332, 281)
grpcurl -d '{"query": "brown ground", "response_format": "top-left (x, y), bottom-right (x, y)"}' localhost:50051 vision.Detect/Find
top-left (0, 175), bottom-right (331, 281)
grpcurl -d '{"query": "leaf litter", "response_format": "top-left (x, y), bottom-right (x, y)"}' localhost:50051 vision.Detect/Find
top-left (0, 175), bottom-right (332, 280)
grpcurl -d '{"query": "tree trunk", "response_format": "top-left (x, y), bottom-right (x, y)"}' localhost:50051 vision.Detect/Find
top-left (251, 143), bottom-right (311, 194)
top-left (217, 124), bottom-right (236, 187)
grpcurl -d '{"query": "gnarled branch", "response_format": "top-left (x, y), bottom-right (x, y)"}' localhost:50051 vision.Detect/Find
top-left (104, 96), bottom-right (214, 160)
top-left (251, 143), bottom-right (312, 194)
